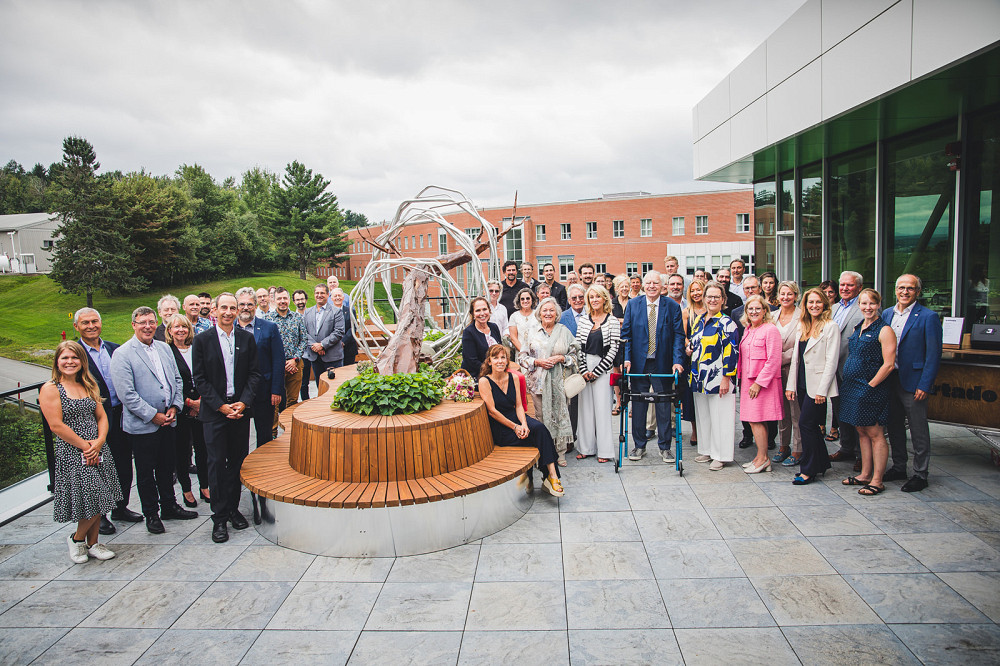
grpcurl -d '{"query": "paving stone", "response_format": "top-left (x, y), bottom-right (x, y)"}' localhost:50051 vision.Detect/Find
top-left (568, 628), bottom-right (682, 665)
top-left (658, 577), bottom-right (774, 628)
top-left (460, 630), bottom-right (569, 665)
top-left (243, 629), bottom-right (357, 665)
top-left (366, 581), bottom-right (471, 631)
top-left (465, 581), bottom-right (565, 631)
top-left (135, 628), bottom-right (259, 664)
top-left (782, 624), bottom-right (919, 665)
top-left (890, 623), bottom-right (1000, 665)
top-left (846, 573), bottom-right (989, 623)
top-left (566, 579), bottom-right (670, 629)
top-left (268, 581), bottom-right (381, 631)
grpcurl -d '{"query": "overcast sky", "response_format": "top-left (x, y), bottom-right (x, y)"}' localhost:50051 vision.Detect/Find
top-left (1, 0), bottom-right (801, 222)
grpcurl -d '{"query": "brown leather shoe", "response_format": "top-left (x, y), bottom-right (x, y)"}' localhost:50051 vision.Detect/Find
top-left (829, 450), bottom-right (854, 462)
top-left (853, 460), bottom-right (863, 472)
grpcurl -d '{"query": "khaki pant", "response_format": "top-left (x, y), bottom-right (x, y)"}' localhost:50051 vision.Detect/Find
top-left (274, 359), bottom-right (304, 436)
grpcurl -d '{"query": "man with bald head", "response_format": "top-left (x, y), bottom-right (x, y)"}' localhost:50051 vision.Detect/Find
top-left (183, 294), bottom-right (212, 335)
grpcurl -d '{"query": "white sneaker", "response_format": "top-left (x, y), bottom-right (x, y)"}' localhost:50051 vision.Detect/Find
top-left (627, 448), bottom-right (646, 461)
top-left (67, 535), bottom-right (89, 564)
top-left (694, 455), bottom-right (712, 463)
top-left (709, 460), bottom-right (725, 471)
top-left (661, 451), bottom-right (675, 464)
top-left (88, 543), bottom-right (116, 561)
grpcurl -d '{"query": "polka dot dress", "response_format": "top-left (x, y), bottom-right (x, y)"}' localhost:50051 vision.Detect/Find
top-left (51, 383), bottom-right (123, 523)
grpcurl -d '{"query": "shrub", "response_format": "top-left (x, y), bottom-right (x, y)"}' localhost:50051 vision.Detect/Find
top-left (423, 330), bottom-right (446, 342)
top-left (333, 368), bottom-right (444, 416)
top-left (0, 405), bottom-right (47, 490)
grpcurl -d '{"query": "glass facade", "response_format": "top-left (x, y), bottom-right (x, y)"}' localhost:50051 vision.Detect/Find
top-left (800, 162), bottom-right (823, 288)
top-left (963, 107), bottom-right (1000, 328)
top-left (828, 148), bottom-right (876, 284)
top-left (753, 181), bottom-right (776, 274)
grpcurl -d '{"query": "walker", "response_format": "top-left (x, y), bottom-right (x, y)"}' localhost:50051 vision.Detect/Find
top-left (616, 371), bottom-right (683, 475)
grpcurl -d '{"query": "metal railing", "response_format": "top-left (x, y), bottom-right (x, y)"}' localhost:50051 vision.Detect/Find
top-left (0, 381), bottom-right (55, 493)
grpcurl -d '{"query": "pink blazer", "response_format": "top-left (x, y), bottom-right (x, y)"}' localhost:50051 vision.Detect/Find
top-left (738, 323), bottom-right (782, 388)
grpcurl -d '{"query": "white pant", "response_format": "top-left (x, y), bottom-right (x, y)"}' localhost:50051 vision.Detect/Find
top-left (576, 354), bottom-right (615, 459)
top-left (693, 392), bottom-right (736, 462)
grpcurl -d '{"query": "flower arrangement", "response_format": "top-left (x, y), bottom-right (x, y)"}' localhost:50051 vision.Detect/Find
top-left (444, 370), bottom-right (476, 402)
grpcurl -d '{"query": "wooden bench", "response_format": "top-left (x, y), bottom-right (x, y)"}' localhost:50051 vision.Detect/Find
top-left (242, 363), bottom-right (539, 510)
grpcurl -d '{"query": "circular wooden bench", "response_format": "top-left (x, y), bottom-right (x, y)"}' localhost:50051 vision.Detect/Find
top-left (241, 364), bottom-right (539, 556)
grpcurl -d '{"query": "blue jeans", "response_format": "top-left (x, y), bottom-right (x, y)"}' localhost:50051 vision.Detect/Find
top-left (630, 359), bottom-right (673, 451)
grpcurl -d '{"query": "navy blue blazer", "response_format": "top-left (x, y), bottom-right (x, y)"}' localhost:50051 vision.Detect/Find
top-left (241, 317), bottom-right (285, 399)
top-left (462, 322), bottom-right (502, 377)
top-left (881, 302), bottom-right (941, 393)
top-left (77, 338), bottom-right (119, 405)
top-left (620, 295), bottom-right (685, 372)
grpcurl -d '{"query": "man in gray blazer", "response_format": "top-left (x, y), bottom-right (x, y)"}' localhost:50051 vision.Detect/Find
top-left (303, 283), bottom-right (345, 393)
top-left (111, 306), bottom-right (198, 534)
top-left (828, 271), bottom-right (865, 466)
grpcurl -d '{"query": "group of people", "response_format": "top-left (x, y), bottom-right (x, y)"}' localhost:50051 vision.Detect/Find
top-left (463, 257), bottom-right (943, 501)
top-left (44, 275), bottom-right (357, 564)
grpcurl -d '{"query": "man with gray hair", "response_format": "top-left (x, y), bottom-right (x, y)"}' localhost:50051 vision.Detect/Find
top-left (560, 282), bottom-right (588, 444)
top-left (111, 306), bottom-right (198, 534)
top-left (182, 294), bottom-right (212, 335)
top-left (153, 294), bottom-right (180, 342)
top-left (829, 270), bottom-right (866, 467)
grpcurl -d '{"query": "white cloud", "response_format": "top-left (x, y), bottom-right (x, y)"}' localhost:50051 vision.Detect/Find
top-left (0, 0), bottom-right (802, 220)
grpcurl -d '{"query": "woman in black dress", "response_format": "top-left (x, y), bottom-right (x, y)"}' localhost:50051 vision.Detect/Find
top-left (461, 297), bottom-right (502, 378)
top-left (39, 341), bottom-right (122, 564)
top-left (165, 314), bottom-right (209, 506)
top-left (478, 344), bottom-right (564, 497)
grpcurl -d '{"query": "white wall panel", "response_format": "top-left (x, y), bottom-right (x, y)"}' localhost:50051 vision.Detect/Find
top-left (821, 0), bottom-right (901, 50)
top-left (821, 0), bottom-right (912, 120)
top-left (694, 76), bottom-right (731, 141)
top-left (911, 0), bottom-right (1000, 78)
top-left (766, 59), bottom-right (822, 145)
top-left (766, 0), bottom-right (822, 88)
top-left (694, 122), bottom-right (732, 178)
top-left (729, 43), bottom-right (767, 116)
top-left (730, 97), bottom-right (769, 165)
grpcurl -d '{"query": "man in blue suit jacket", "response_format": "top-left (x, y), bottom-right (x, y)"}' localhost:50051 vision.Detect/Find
top-left (235, 288), bottom-right (285, 450)
top-left (882, 274), bottom-right (942, 492)
top-left (621, 271), bottom-right (686, 462)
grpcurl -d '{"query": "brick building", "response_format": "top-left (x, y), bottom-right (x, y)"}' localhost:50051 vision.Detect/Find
top-left (326, 189), bottom-right (754, 293)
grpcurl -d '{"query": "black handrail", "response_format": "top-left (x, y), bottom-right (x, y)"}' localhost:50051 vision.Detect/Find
top-left (1, 381), bottom-right (55, 492)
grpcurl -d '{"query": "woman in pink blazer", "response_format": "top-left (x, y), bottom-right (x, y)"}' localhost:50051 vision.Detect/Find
top-left (739, 295), bottom-right (784, 474)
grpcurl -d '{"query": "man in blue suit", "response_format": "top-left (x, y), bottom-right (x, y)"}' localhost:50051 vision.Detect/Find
top-left (621, 271), bottom-right (686, 463)
top-left (235, 288), bottom-right (285, 450)
top-left (882, 274), bottom-right (941, 492)
top-left (559, 283), bottom-right (588, 445)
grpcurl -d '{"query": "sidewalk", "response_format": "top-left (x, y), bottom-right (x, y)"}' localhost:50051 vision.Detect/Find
top-left (0, 418), bottom-right (997, 664)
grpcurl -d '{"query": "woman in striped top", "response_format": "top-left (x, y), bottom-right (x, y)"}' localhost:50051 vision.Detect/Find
top-left (574, 285), bottom-right (621, 462)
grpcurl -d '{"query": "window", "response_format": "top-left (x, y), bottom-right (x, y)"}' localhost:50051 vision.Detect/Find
top-left (695, 216), bottom-right (708, 234)
top-left (536, 255), bottom-right (552, 275)
top-left (438, 231), bottom-right (448, 254)
top-left (42, 240), bottom-right (54, 248)
top-left (641, 262), bottom-right (653, 274)
top-left (640, 218), bottom-right (652, 237)
top-left (686, 256), bottom-right (696, 275)
top-left (505, 227), bottom-right (523, 264)
top-left (828, 149), bottom-right (876, 285)
top-left (464, 228), bottom-right (479, 243)
top-left (535, 224), bottom-right (546, 242)
top-left (586, 221), bottom-right (597, 239)
top-left (558, 256), bottom-right (574, 281)
top-left (594, 263), bottom-right (606, 274)
top-left (613, 220), bottom-right (624, 238)
top-left (403, 236), bottom-right (408, 250)
top-left (737, 213), bottom-right (750, 233)
top-left (560, 223), bottom-right (571, 240)
top-left (427, 233), bottom-right (432, 249)
top-left (419, 234), bottom-right (424, 248)
top-left (672, 216), bottom-right (684, 236)
top-left (626, 262), bottom-right (638, 275)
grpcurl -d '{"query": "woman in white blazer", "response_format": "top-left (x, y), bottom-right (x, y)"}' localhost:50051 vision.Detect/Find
top-left (785, 288), bottom-right (840, 485)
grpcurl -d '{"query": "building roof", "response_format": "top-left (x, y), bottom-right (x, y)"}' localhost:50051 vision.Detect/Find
top-left (0, 213), bottom-right (60, 232)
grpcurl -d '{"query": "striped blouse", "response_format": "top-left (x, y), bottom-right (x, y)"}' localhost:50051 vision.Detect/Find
top-left (575, 314), bottom-right (621, 379)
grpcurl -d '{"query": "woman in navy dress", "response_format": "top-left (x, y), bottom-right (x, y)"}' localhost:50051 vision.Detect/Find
top-left (478, 344), bottom-right (564, 497)
top-left (838, 289), bottom-right (897, 496)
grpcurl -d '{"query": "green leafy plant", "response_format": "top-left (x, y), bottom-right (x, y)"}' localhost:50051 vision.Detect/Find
top-left (0, 405), bottom-right (47, 490)
top-left (332, 369), bottom-right (444, 416)
top-left (355, 359), bottom-right (376, 375)
top-left (423, 330), bottom-right (446, 342)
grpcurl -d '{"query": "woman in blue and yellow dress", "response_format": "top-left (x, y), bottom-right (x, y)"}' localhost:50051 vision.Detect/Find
top-left (688, 282), bottom-right (740, 470)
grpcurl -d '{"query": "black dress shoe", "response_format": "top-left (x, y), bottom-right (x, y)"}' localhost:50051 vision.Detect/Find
top-left (146, 516), bottom-right (165, 534)
top-left (901, 476), bottom-right (928, 493)
top-left (212, 521), bottom-right (229, 543)
top-left (162, 505), bottom-right (199, 520)
top-left (183, 495), bottom-right (198, 509)
top-left (768, 441), bottom-right (776, 450)
top-left (110, 507), bottom-right (144, 523)
top-left (229, 510), bottom-right (249, 530)
top-left (99, 515), bottom-right (116, 535)
top-left (828, 450), bottom-right (854, 462)
top-left (738, 439), bottom-right (752, 449)
top-left (882, 468), bottom-right (908, 482)
top-left (189, 464), bottom-right (198, 475)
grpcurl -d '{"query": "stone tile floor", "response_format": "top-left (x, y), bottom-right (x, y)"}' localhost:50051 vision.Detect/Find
top-left (1, 421), bottom-right (998, 664)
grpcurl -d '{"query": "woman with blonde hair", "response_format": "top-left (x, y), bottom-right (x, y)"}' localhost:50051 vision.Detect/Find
top-left (772, 280), bottom-right (802, 465)
top-left (164, 314), bottom-right (209, 506)
top-left (39, 341), bottom-right (122, 564)
top-left (612, 274), bottom-right (631, 319)
top-left (575, 285), bottom-right (621, 462)
top-left (738, 295), bottom-right (784, 474)
top-left (785, 288), bottom-right (839, 484)
top-left (681, 279), bottom-right (708, 447)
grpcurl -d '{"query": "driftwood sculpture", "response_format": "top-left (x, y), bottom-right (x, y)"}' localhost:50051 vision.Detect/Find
top-left (350, 187), bottom-right (522, 375)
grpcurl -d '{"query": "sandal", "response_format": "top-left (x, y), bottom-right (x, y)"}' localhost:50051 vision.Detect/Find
top-left (597, 457), bottom-right (612, 463)
top-left (611, 403), bottom-right (621, 416)
top-left (842, 476), bottom-right (871, 486)
top-left (825, 427), bottom-right (840, 442)
top-left (858, 484), bottom-right (885, 496)
top-left (557, 458), bottom-right (568, 467)
top-left (576, 454), bottom-right (593, 460)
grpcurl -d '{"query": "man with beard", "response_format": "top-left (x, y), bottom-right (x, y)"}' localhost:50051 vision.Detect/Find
top-left (715, 268), bottom-right (743, 316)
top-left (498, 260), bottom-right (529, 316)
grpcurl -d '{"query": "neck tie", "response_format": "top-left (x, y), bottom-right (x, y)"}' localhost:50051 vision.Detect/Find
top-left (648, 303), bottom-right (656, 356)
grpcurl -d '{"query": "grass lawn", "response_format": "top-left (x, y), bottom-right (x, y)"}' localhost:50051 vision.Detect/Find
top-left (0, 272), bottom-right (401, 364)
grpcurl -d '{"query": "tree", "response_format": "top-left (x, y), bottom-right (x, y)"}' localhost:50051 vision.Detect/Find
top-left (267, 160), bottom-right (349, 279)
top-left (342, 209), bottom-right (369, 228)
top-left (48, 137), bottom-right (146, 308)
top-left (239, 166), bottom-right (278, 219)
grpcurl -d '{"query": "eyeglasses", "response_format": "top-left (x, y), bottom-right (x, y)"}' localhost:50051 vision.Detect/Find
top-left (487, 289), bottom-right (499, 293)
top-left (570, 295), bottom-right (584, 301)
top-left (896, 286), bottom-right (917, 292)
top-left (704, 295), bottom-right (722, 300)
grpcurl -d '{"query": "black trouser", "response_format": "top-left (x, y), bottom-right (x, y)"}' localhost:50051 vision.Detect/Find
top-left (203, 414), bottom-right (251, 524)
top-left (568, 395), bottom-right (579, 440)
top-left (251, 395), bottom-right (276, 449)
top-left (630, 359), bottom-right (673, 451)
top-left (741, 420), bottom-right (777, 444)
top-left (106, 404), bottom-right (132, 511)
top-left (129, 427), bottom-right (177, 517)
top-left (797, 392), bottom-right (831, 477)
top-left (175, 414), bottom-right (208, 493)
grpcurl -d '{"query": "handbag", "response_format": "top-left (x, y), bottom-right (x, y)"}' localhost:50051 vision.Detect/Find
top-left (564, 373), bottom-right (586, 399)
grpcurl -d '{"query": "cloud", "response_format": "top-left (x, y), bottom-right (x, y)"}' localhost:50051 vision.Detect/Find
top-left (0, 0), bottom-right (802, 220)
